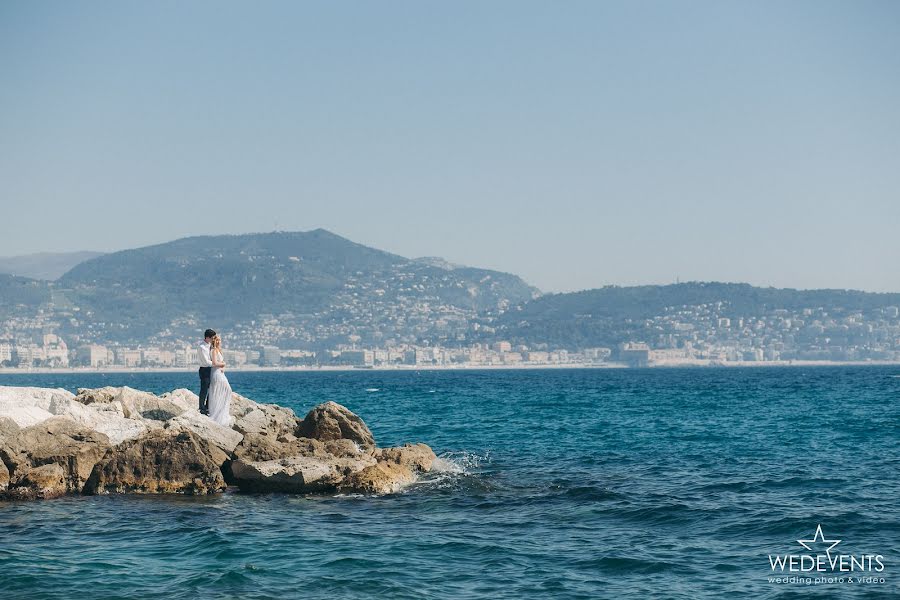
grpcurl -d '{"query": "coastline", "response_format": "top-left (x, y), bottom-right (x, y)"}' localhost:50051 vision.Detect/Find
top-left (1, 359), bottom-right (899, 375)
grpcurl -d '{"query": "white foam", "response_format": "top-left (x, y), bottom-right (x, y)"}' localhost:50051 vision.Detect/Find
top-left (431, 457), bottom-right (465, 474)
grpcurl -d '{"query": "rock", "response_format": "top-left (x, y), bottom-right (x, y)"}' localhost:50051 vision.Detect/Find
top-left (376, 443), bottom-right (437, 473)
top-left (47, 394), bottom-right (149, 445)
top-left (231, 453), bottom-right (377, 493)
top-left (338, 444), bottom-right (436, 495)
top-left (164, 413), bottom-right (243, 465)
top-left (1, 386), bottom-right (74, 411)
top-left (0, 417), bottom-right (111, 498)
top-left (0, 456), bottom-right (8, 492)
top-left (119, 392), bottom-right (185, 422)
top-left (74, 386), bottom-right (120, 405)
top-left (6, 463), bottom-right (68, 500)
top-left (232, 431), bottom-right (306, 462)
top-left (0, 386), bottom-right (74, 428)
top-left (0, 387), bottom-right (436, 499)
top-left (325, 438), bottom-right (367, 458)
top-left (230, 430), bottom-right (377, 493)
top-left (85, 429), bottom-right (225, 495)
top-left (229, 391), bottom-right (259, 416)
top-left (0, 417), bottom-right (20, 442)
top-left (232, 432), bottom-right (328, 462)
top-left (297, 401), bottom-right (376, 450)
top-left (76, 386), bottom-right (185, 422)
top-left (338, 461), bottom-right (417, 495)
top-left (159, 388), bottom-right (200, 413)
top-left (231, 393), bottom-right (301, 439)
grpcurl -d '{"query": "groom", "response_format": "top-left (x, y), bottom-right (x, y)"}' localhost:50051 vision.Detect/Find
top-left (197, 328), bottom-right (216, 415)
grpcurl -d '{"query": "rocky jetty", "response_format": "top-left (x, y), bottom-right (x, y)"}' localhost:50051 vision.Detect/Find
top-left (0, 386), bottom-right (435, 500)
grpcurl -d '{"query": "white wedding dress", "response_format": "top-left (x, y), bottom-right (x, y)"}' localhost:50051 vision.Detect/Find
top-left (207, 349), bottom-right (233, 427)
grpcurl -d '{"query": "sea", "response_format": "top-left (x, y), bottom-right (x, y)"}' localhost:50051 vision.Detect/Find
top-left (0, 366), bottom-right (898, 599)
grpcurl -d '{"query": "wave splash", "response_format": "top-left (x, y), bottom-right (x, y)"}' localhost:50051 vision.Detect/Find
top-left (412, 450), bottom-right (492, 492)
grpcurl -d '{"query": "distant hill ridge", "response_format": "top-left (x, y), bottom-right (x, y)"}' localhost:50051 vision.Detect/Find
top-left (1, 231), bottom-right (898, 350)
top-left (487, 281), bottom-right (900, 349)
top-left (48, 229), bottom-right (540, 344)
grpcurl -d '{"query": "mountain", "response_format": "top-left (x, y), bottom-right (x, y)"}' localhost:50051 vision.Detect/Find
top-left (55, 229), bottom-right (540, 345)
top-left (0, 274), bottom-right (51, 317)
top-left (486, 282), bottom-right (900, 350)
top-left (6, 235), bottom-right (898, 358)
top-left (0, 251), bottom-right (104, 281)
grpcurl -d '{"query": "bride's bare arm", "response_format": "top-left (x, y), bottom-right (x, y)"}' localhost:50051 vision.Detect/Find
top-left (212, 350), bottom-right (226, 369)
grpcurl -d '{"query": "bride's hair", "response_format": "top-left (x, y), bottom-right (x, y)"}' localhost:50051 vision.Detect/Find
top-left (211, 334), bottom-right (222, 351)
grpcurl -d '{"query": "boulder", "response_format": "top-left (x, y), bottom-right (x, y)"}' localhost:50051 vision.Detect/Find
top-left (74, 386), bottom-right (120, 405)
top-left (376, 443), bottom-right (437, 473)
top-left (1, 386), bottom-right (74, 411)
top-left (76, 386), bottom-right (185, 422)
top-left (338, 461), bottom-right (417, 495)
top-left (85, 429), bottom-right (225, 495)
top-left (230, 453), bottom-right (377, 493)
top-left (230, 429), bottom-right (378, 493)
top-left (119, 392), bottom-right (185, 422)
top-left (233, 431), bottom-right (297, 463)
top-left (5, 463), bottom-right (68, 500)
top-left (0, 456), bottom-right (8, 492)
top-left (164, 413), bottom-right (243, 466)
top-left (47, 394), bottom-right (148, 445)
top-left (0, 417), bottom-right (20, 442)
top-left (297, 401), bottom-right (375, 450)
top-left (232, 432), bottom-right (327, 463)
top-left (338, 444), bottom-right (436, 494)
top-left (231, 393), bottom-right (301, 439)
top-left (159, 388), bottom-right (200, 413)
top-left (0, 417), bottom-right (111, 498)
top-left (0, 386), bottom-right (73, 428)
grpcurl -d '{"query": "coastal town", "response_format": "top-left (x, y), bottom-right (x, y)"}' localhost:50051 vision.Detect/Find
top-left (2, 300), bottom-right (899, 370)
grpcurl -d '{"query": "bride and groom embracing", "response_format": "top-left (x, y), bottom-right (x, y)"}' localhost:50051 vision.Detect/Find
top-left (197, 328), bottom-right (233, 427)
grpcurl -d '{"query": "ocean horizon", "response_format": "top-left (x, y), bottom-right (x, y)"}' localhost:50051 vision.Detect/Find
top-left (1, 366), bottom-right (897, 599)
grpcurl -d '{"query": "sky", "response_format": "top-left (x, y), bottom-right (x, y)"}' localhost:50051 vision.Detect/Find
top-left (1, 1), bottom-right (898, 293)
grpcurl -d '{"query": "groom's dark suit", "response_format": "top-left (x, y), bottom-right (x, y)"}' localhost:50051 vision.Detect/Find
top-left (198, 340), bottom-right (212, 415)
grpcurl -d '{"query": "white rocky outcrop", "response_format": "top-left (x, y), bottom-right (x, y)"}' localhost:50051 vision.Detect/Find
top-left (0, 385), bottom-right (436, 499)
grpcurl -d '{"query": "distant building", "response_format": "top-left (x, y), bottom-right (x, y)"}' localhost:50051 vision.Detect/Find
top-left (223, 350), bottom-right (248, 366)
top-left (260, 346), bottom-right (281, 366)
top-left (76, 344), bottom-right (110, 368)
top-left (492, 341), bottom-right (512, 353)
top-left (583, 347), bottom-right (611, 361)
top-left (337, 350), bottom-right (374, 367)
top-left (116, 348), bottom-right (142, 367)
top-left (43, 334), bottom-right (69, 367)
top-left (141, 348), bottom-right (175, 367)
top-left (279, 349), bottom-right (312, 366)
top-left (501, 351), bottom-right (523, 364)
top-left (525, 351), bottom-right (550, 363)
top-left (15, 344), bottom-right (42, 367)
top-left (0, 342), bottom-right (13, 365)
top-left (174, 345), bottom-right (196, 368)
top-left (618, 342), bottom-right (650, 367)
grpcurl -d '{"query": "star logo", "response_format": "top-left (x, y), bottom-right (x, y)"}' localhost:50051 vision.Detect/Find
top-left (797, 524), bottom-right (841, 558)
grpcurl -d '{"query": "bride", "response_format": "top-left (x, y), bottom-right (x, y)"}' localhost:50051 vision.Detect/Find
top-left (207, 334), bottom-right (233, 427)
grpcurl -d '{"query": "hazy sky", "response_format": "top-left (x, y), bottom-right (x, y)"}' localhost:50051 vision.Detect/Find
top-left (1, 1), bottom-right (898, 293)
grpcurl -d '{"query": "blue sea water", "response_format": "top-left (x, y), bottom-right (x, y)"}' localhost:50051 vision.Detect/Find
top-left (0, 366), bottom-right (898, 599)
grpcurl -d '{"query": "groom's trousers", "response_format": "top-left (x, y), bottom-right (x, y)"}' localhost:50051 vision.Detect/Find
top-left (198, 366), bottom-right (212, 414)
